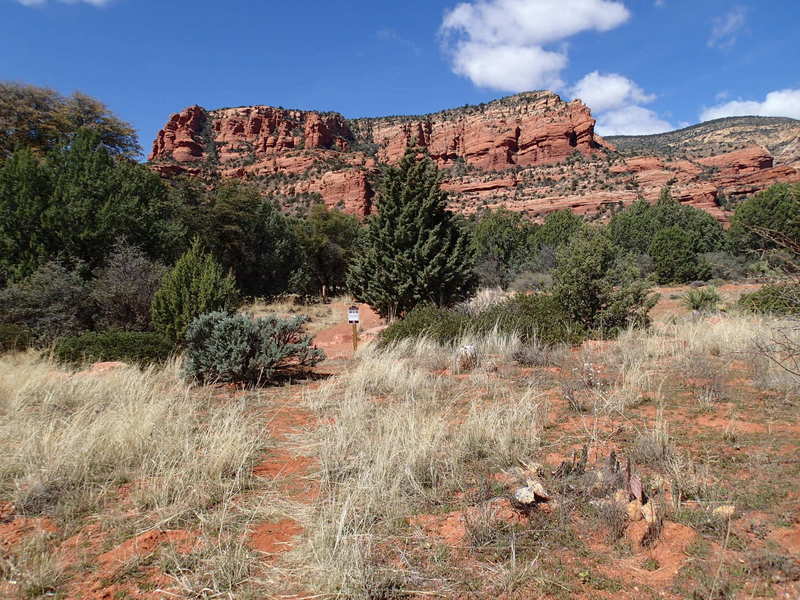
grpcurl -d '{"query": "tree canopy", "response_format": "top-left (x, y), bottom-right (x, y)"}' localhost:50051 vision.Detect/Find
top-left (0, 82), bottom-right (140, 158)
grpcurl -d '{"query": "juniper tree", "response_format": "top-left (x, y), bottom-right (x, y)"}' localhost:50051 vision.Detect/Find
top-left (151, 238), bottom-right (240, 344)
top-left (346, 146), bottom-right (476, 319)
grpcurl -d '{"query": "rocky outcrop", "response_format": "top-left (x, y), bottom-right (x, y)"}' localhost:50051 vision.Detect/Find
top-left (357, 92), bottom-right (606, 170)
top-left (148, 93), bottom-right (800, 221)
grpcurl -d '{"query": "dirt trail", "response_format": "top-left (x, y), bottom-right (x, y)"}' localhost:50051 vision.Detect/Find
top-left (248, 394), bottom-right (319, 560)
top-left (247, 306), bottom-right (379, 562)
top-left (313, 302), bottom-right (384, 359)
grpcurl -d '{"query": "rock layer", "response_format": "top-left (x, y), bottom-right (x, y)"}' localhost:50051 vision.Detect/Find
top-left (149, 93), bottom-right (800, 221)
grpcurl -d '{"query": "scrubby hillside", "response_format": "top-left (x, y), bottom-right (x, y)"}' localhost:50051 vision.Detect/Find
top-left (607, 116), bottom-right (800, 165)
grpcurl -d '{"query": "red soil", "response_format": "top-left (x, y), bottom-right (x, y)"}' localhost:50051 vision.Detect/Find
top-left (313, 302), bottom-right (384, 359)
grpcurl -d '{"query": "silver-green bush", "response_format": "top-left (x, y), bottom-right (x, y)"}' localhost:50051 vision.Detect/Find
top-left (183, 311), bottom-right (325, 385)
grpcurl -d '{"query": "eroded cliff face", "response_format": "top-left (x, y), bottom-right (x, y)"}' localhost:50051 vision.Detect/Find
top-left (148, 92), bottom-right (800, 221)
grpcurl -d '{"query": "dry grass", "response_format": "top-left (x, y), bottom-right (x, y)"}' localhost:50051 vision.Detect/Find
top-left (288, 336), bottom-right (547, 598)
top-left (244, 294), bottom-right (352, 336)
top-left (0, 352), bottom-right (265, 526)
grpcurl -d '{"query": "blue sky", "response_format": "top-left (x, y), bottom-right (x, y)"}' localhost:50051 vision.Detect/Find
top-left (3, 0), bottom-right (799, 155)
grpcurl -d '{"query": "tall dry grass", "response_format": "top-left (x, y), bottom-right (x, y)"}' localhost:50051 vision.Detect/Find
top-left (0, 352), bottom-right (265, 526)
top-left (290, 336), bottom-right (546, 598)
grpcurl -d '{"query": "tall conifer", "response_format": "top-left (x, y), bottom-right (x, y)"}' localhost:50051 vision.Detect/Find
top-left (347, 146), bottom-right (476, 319)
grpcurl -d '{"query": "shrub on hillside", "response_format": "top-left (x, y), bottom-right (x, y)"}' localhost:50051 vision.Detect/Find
top-left (379, 305), bottom-right (469, 347)
top-left (91, 243), bottom-right (167, 331)
top-left (379, 294), bottom-right (584, 347)
top-left (738, 284), bottom-right (800, 316)
top-left (54, 331), bottom-right (174, 366)
top-left (0, 261), bottom-right (92, 346)
top-left (649, 226), bottom-right (711, 284)
top-left (553, 228), bottom-right (657, 333)
top-left (0, 324), bottom-right (31, 353)
top-left (183, 312), bottom-right (325, 385)
top-left (151, 239), bottom-right (240, 344)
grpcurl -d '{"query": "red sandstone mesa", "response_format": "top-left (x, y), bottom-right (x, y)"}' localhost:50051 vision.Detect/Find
top-left (149, 92), bottom-right (800, 220)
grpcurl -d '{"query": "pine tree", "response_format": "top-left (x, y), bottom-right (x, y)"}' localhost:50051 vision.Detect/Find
top-left (151, 239), bottom-right (240, 344)
top-left (346, 146), bottom-right (476, 319)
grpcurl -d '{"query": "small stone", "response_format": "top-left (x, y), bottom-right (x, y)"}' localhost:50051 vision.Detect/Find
top-left (713, 505), bottom-right (736, 520)
top-left (613, 489), bottom-right (630, 506)
top-left (454, 345), bottom-right (479, 373)
top-left (525, 479), bottom-right (550, 501)
top-left (513, 479), bottom-right (550, 506)
top-left (641, 502), bottom-right (657, 524)
top-left (627, 500), bottom-right (643, 521)
top-left (650, 474), bottom-right (669, 493)
top-left (513, 486), bottom-right (537, 506)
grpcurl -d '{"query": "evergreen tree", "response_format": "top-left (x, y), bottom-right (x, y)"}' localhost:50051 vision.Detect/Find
top-left (151, 239), bottom-right (240, 344)
top-left (46, 128), bottom-right (177, 272)
top-left (471, 208), bottom-right (538, 288)
top-left (346, 146), bottom-right (476, 319)
top-left (534, 209), bottom-right (584, 250)
top-left (729, 183), bottom-right (800, 251)
top-left (649, 226), bottom-right (711, 283)
top-left (0, 147), bottom-right (54, 283)
top-left (293, 204), bottom-right (362, 297)
top-left (608, 187), bottom-right (727, 255)
top-left (553, 228), bottom-right (656, 332)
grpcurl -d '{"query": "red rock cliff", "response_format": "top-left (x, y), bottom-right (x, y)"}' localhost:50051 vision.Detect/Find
top-left (148, 93), bottom-right (800, 221)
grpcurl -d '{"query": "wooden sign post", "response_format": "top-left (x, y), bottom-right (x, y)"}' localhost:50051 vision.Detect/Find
top-left (348, 306), bottom-right (360, 352)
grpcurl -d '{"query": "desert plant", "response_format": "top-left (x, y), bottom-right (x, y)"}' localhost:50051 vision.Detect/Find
top-left (681, 287), bottom-right (722, 312)
top-left (0, 261), bottom-right (92, 346)
top-left (54, 331), bottom-right (174, 366)
top-left (0, 354), bottom-right (263, 523)
top-left (649, 226), bottom-right (711, 284)
top-left (151, 239), bottom-right (240, 344)
top-left (379, 304), bottom-right (469, 347)
top-left (738, 283), bottom-right (800, 316)
top-left (90, 242), bottom-right (167, 331)
top-left (347, 146), bottom-right (476, 319)
top-left (183, 311), bottom-right (325, 384)
top-left (729, 183), bottom-right (800, 251)
top-left (552, 228), bottom-right (657, 333)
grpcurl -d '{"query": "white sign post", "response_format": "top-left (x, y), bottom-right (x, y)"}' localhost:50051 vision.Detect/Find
top-left (348, 306), bottom-right (360, 352)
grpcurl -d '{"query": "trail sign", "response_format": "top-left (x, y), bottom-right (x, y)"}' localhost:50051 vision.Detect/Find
top-left (348, 306), bottom-right (360, 353)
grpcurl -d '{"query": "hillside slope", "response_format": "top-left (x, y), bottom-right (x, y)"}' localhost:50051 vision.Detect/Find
top-left (606, 116), bottom-right (800, 165)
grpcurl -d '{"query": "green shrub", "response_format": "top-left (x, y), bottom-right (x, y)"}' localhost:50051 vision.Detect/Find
top-left (553, 228), bottom-right (657, 333)
top-left (0, 261), bottom-right (92, 346)
top-left (151, 239), bottom-right (240, 344)
top-left (379, 294), bottom-right (584, 347)
top-left (472, 294), bottom-right (584, 344)
top-left (0, 324), bottom-right (31, 353)
top-left (649, 226), bottom-right (711, 284)
top-left (738, 284), bottom-right (800, 316)
top-left (680, 287), bottom-right (721, 312)
top-left (379, 304), bottom-right (469, 347)
top-left (729, 183), bottom-right (800, 251)
top-left (183, 312), bottom-right (325, 385)
top-left (54, 331), bottom-right (174, 365)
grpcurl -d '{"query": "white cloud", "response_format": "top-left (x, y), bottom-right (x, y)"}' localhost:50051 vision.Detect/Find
top-left (571, 71), bottom-right (654, 114)
top-left (700, 89), bottom-right (800, 121)
top-left (570, 71), bottom-right (672, 135)
top-left (440, 0), bottom-right (630, 92)
top-left (595, 105), bottom-right (674, 136)
top-left (16, 0), bottom-right (113, 6)
top-left (708, 6), bottom-right (746, 49)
